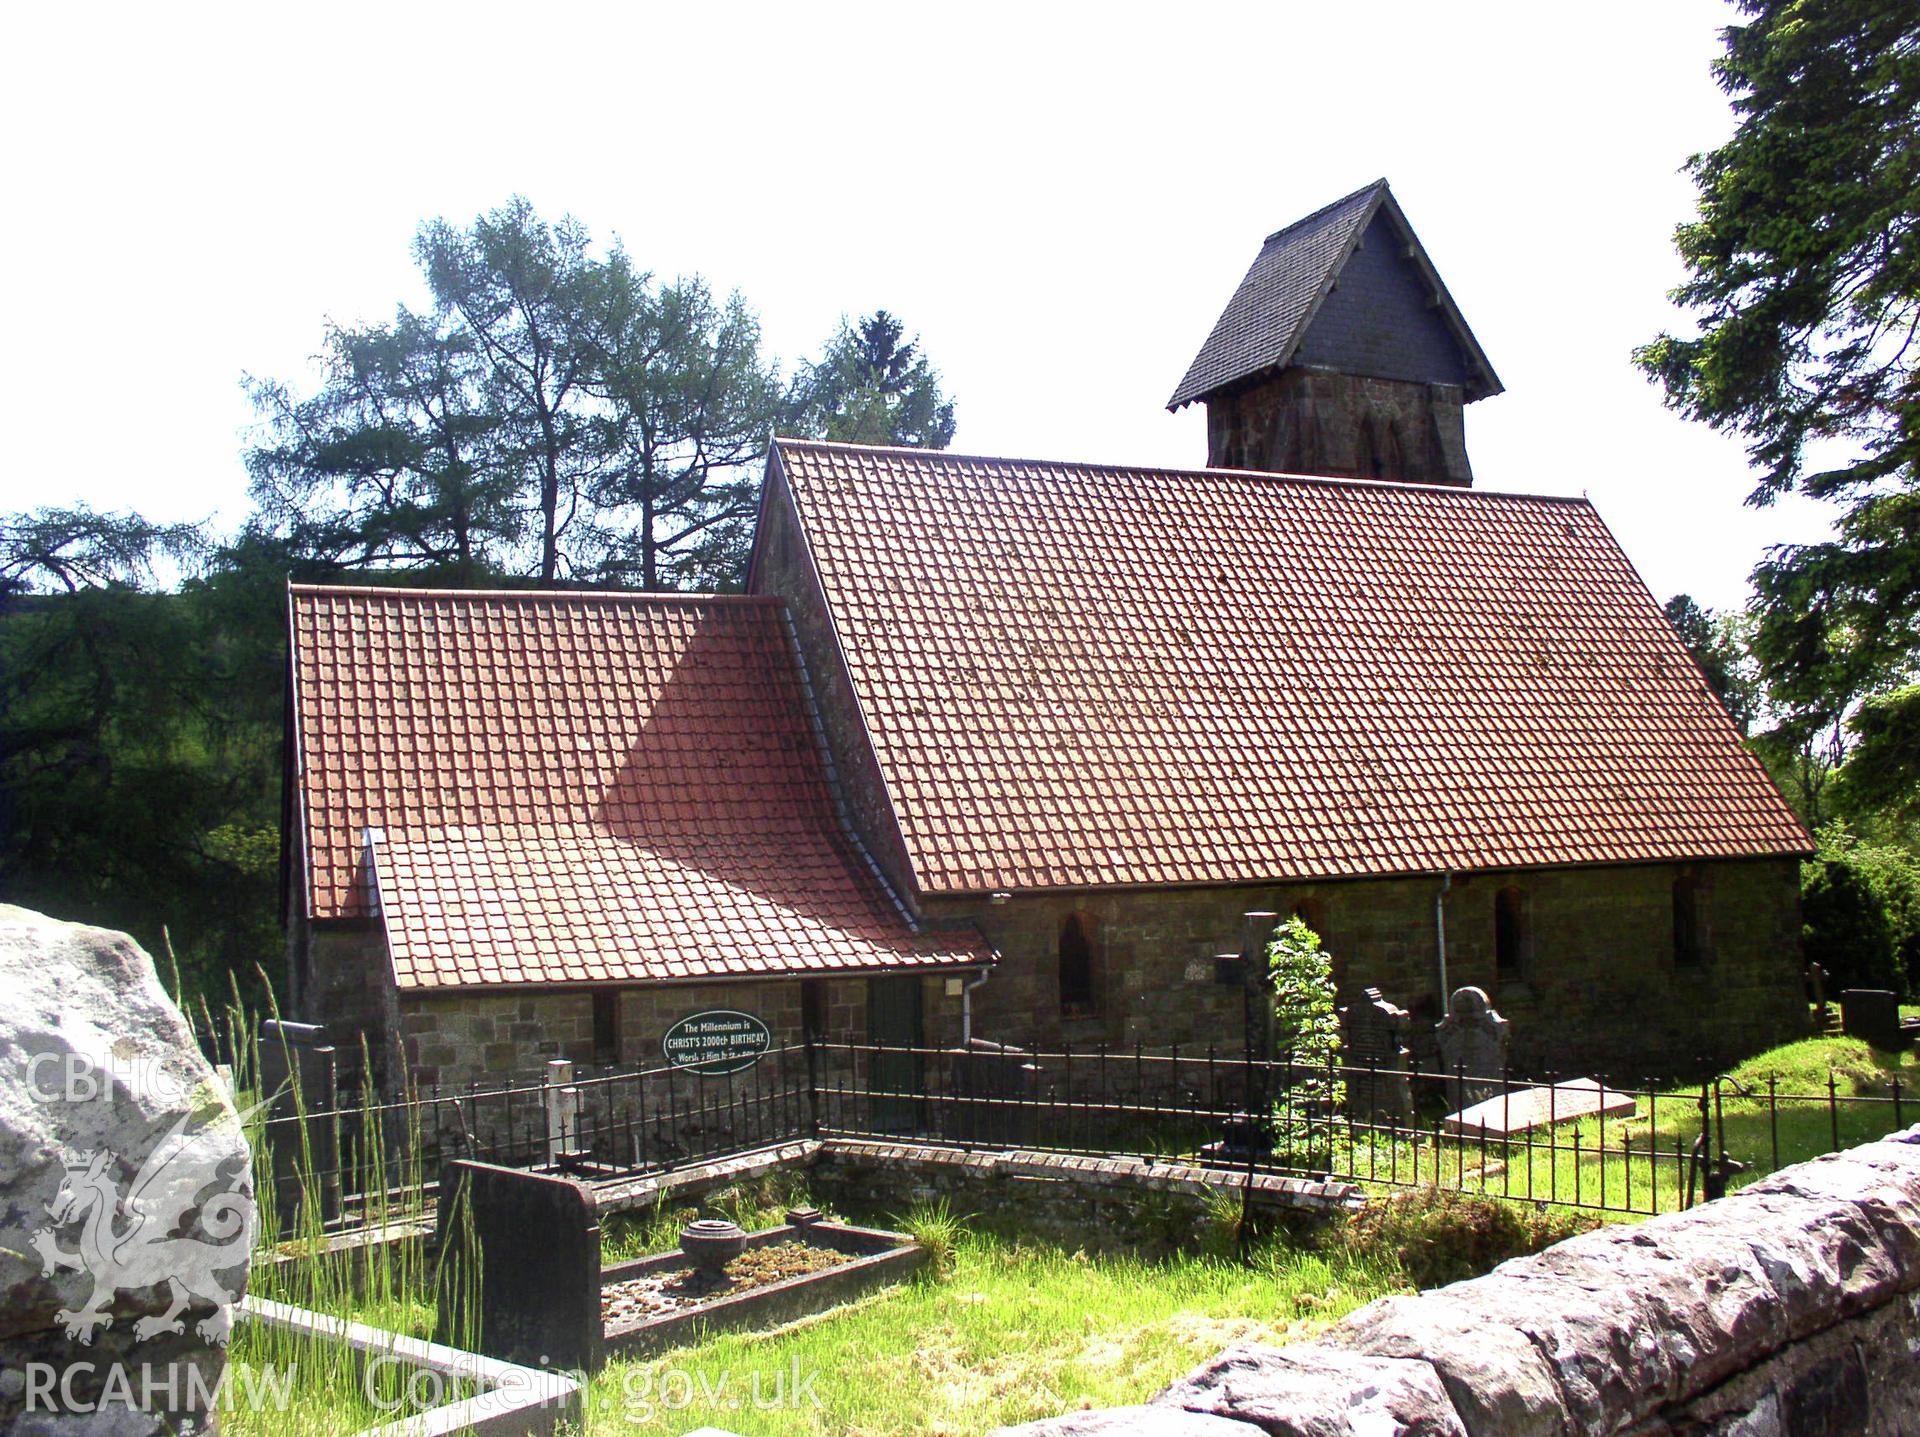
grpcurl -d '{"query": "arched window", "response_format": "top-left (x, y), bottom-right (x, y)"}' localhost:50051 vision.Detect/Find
top-left (1059, 914), bottom-right (1097, 1017)
top-left (1494, 887), bottom-right (1527, 979)
top-left (1674, 869), bottom-right (1707, 967)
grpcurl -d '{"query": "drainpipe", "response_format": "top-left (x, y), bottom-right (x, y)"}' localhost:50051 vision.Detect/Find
top-left (1435, 871), bottom-right (1454, 1005)
top-left (960, 967), bottom-right (992, 1046)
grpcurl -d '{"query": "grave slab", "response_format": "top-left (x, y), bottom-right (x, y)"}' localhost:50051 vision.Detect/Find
top-left (1442, 1077), bottom-right (1637, 1137)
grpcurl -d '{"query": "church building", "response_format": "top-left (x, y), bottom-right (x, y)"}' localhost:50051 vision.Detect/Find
top-left (282, 180), bottom-right (1811, 1090)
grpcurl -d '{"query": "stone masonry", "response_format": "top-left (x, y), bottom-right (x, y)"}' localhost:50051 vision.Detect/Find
top-left (808, 1139), bottom-right (1359, 1252)
top-left (931, 857), bottom-right (1805, 1081)
top-left (995, 1125), bottom-right (1920, 1437)
top-left (298, 850), bottom-right (1800, 1092)
top-left (400, 978), bottom-right (863, 1090)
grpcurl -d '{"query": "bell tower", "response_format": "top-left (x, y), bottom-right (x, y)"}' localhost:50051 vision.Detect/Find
top-left (1169, 180), bottom-right (1501, 486)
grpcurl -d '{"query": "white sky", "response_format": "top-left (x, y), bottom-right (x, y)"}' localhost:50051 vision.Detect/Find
top-left (1, 0), bottom-right (1839, 611)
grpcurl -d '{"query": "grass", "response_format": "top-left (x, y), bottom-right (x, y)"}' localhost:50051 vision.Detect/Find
top-left (1630, 1033), bottom-right (1918, 1180)
top-left (183, 985), bottom-right (483, 1437)
top-left (1355, 1031), bottom-right (1920, 1218)
top-left (204, 1012), bottom-right (1920, 1435)
top-left (580, 1228), bottom-right (1398, 1436)
top-left (601, 1169), bottom-right (822, 1265)
top-left (218, 1331), bottom-right (444, 1437)
top-left (226, 1174), bottom-right (1399, 1437)
top-left (899, 1198), bottom-right (966, 1275)
top-left (221, 1188), bottom-right (480, 1437)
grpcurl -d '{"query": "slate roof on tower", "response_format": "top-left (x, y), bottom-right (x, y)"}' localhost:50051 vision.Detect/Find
top-left (287, 585), bottom-right (987, 990)
top-left (1168, 179), bottom-right (1502, 409)
top-left (762, 438), bottom-right (1810, 897)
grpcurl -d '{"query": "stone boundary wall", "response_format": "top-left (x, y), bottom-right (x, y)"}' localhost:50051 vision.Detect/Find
top-left (995, 1126), bottom-right (1920, 1436)
top-left (270, 1138), bottom-right (1360, 1299)
top-left (591, 1138), bottom-right (1360, 1248)
top-left (808, 1140), bottom-right (1360, 1249)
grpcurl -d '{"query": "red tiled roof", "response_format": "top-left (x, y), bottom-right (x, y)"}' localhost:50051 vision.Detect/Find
top-left (289, 586), bottom-right (986, 989)
top-left (770, 439), bottom-right (1812, 895)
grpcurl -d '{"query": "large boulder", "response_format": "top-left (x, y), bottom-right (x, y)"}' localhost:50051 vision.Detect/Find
top-left (0, 907), bottom-right (253, 1435)
top-left (989, 1408), bottom-right (1261, 1436)
top-left (1154, 1343), bottom-right (1467, 1436)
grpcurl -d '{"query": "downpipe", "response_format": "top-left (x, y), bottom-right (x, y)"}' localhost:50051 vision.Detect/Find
top-left (1435, 871), bottom-right (1453, 1005)
top-left (960, 967), bottom-right (992, 1045)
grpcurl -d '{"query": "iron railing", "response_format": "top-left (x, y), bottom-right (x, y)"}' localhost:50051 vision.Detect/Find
top-left (253, 1042), bottom-right (815, 1232)
top-left (251, 1037), bottom-right (1916, 1230)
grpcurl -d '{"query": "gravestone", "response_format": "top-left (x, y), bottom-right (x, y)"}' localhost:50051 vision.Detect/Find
top-left (1840, 989), bottom-right (1911, 1052)
top-left (947, 1038), bottom-right (1040, 1146)
top-left (257, 1018), bottom-right (341, 1232)
top-left (1435, 986), bottom-right (1510, 1110)
top-left (439, 1159), bottom-right (603, 1372)
top-left (1340, 988), bottom-right (1414, 1126)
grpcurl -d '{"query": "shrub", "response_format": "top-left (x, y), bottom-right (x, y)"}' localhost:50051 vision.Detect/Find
top-left (1329, 1187), bottom-right (1597, 1290)
top-left (1802, 824), bottom-right (1920, 996)
top-left (1268, 916), bottom-right (1343, 1165)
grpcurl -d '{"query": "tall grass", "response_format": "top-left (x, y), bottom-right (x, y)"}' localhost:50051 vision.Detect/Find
top-left (896, 1198), bottom-right (966, 1275)
top-left (583, 1230), bottom-right (1399, 1436)
top-left (176, 979), bottom-right (483, 1436)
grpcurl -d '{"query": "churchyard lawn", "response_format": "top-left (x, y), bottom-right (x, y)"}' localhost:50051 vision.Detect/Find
top-left (578, 1231), bottom-right (1395, 1436)
top-left (1414, 1031), bottom-right (1920, 1217)
top-left (221, 1028), bottom-right (1920, 1437)
top-left (223, 1218), bottom-right (1397, 1437)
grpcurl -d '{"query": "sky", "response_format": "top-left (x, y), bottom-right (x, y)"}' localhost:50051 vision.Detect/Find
top-left (0, 1), bottom-right (1840, 611)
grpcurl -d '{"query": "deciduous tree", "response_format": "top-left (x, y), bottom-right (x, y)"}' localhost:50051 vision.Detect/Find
top-left (1, 507), bottom-right (203, 596)
top-left (0, 520), bottom-right (280, 997)
top-left (1663, 593), bottom-right (1763, 734)
top-left (249, 197), bottom-right (786, 589)
top-left (415, 198), bottom-right (606, 584)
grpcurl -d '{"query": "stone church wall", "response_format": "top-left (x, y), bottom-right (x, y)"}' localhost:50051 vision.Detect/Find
top-left (397, 977), bottom-right (865, 1090)
top-left (996, 1126), bottom-right (1920, 1437)
top-left (930, 855), bottom-right (1805, 1081)
top-left (290, 932), bottom-right (864, 1089)
top-left (295, 854), bottom-right (1800, 1097)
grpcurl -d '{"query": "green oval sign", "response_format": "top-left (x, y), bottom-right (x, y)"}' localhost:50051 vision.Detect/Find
top-left (662, 1010), bottom-right (772, 1076)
